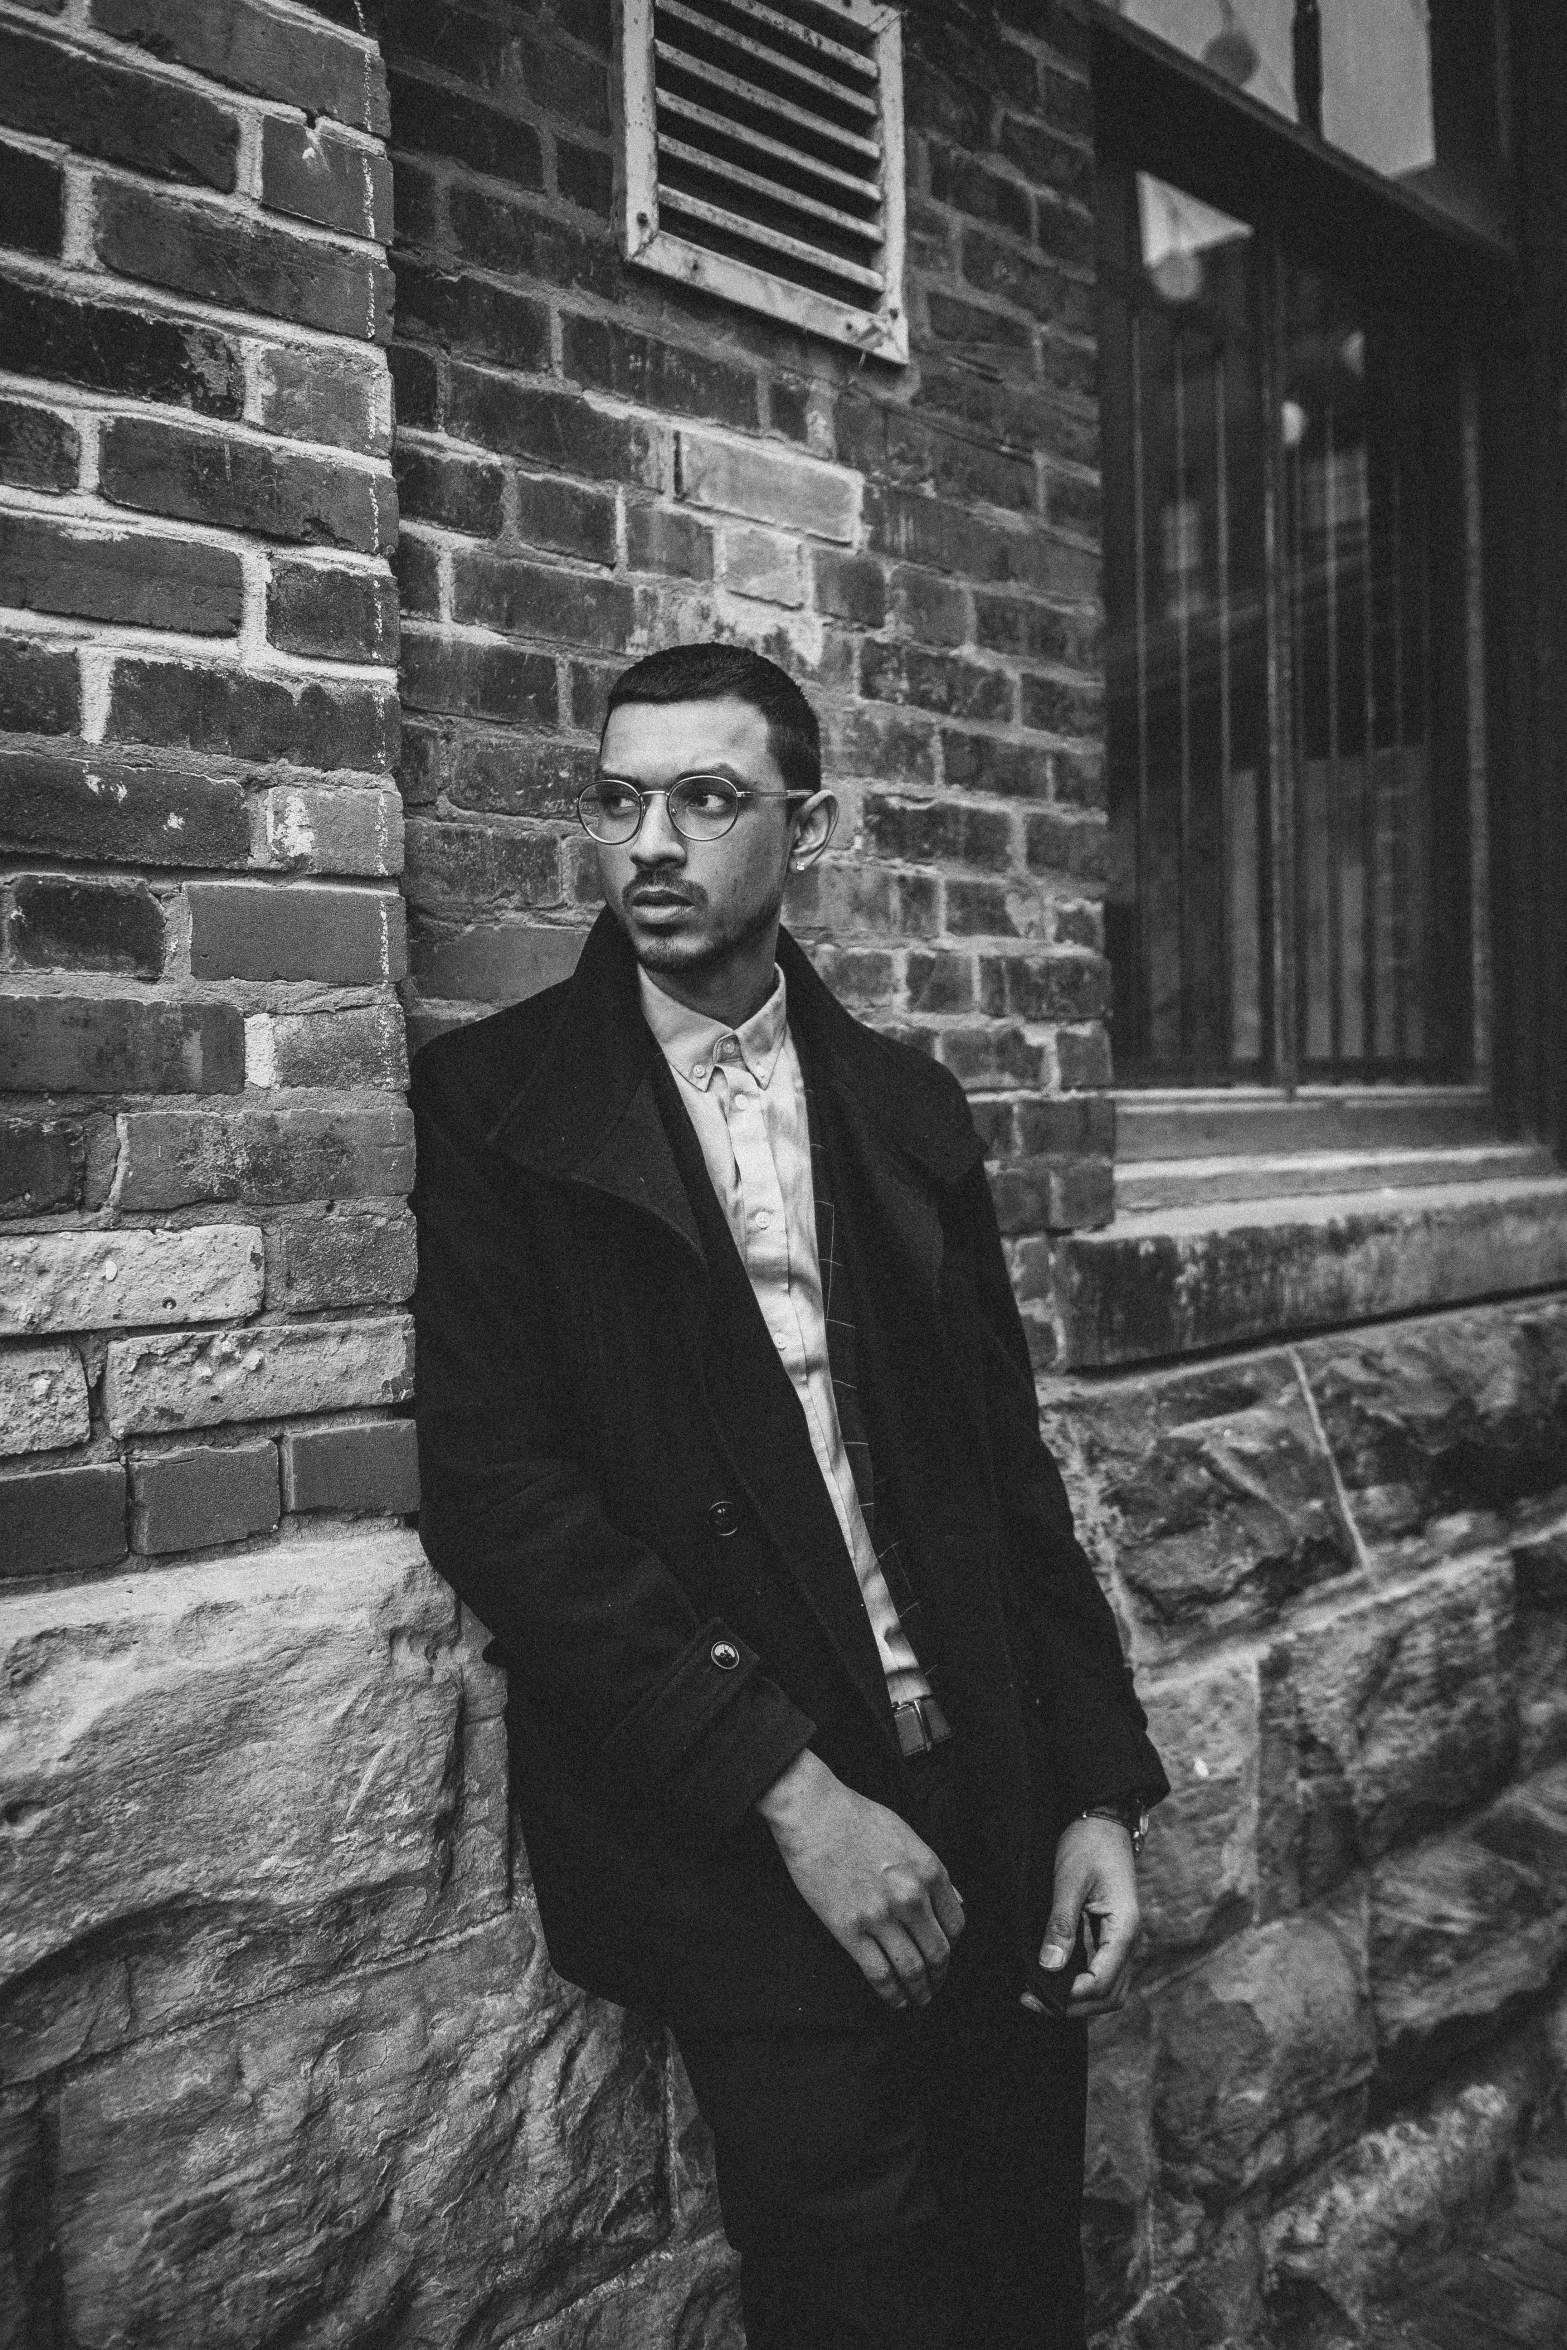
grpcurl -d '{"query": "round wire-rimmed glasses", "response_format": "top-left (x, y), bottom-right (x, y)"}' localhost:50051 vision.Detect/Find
top-left (576, 774), bottom-right (800, 844)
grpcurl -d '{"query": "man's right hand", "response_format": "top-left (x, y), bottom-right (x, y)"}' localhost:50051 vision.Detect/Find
top-left (756, 1748), bottom-right (965, 2009)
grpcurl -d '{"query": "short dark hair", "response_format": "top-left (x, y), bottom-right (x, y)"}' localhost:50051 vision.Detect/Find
top-left (603, 644), bottom-right (821, 800)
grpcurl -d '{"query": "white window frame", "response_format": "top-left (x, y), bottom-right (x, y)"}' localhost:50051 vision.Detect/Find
top-left (616, 0), bottom-right (909, 364)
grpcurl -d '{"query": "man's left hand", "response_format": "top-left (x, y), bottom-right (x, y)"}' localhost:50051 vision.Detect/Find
top-left (1023, 1816), bottom-right (1141, 2020)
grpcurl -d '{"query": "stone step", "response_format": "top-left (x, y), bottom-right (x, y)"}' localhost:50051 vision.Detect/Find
top-left (1115, 1141), bottom-right (1560, 1214)
top-left (1044, 1172), bottom-right (1567, 1368)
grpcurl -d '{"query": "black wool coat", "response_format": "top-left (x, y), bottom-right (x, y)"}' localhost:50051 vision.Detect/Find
top-left (411, 911), bottom-right (1167, 2035)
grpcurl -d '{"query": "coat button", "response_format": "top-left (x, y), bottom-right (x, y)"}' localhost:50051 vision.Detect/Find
top-left (707, 1499), bottom-right (740, 1537)
top-left (710, 1639), bottom-right (741, 1671)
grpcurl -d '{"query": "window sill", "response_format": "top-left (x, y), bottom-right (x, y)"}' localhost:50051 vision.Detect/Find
top-left (1041, 1168), bottom-right (1567, 1370)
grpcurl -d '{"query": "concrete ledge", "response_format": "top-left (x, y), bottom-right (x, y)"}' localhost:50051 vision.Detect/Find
top-left (1044, 1175), bottom-right (1567, 1369)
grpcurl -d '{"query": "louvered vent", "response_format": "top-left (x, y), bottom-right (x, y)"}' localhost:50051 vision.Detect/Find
top-left (620, 0), bottom-right (907, 363)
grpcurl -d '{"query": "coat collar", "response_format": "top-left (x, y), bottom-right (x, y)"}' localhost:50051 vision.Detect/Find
top-left (486, 909), bottom-right (983, 1230)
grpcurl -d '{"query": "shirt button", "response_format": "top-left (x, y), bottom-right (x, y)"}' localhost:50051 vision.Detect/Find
top-left (710, 1638), bottom-right (741, 1671)
top-left (708, 1499), bottom-right (740, 1537)
top-left (716, 1038), bottom-right (738, 1061)
top-left (753, 1210), bottom-right (771, 1229)
top-left (691, 1062), bottom-right (709, 1082)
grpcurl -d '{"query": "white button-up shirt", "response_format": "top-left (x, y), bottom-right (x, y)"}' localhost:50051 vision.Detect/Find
top-left (639, 965), bottom-right (929, 1708)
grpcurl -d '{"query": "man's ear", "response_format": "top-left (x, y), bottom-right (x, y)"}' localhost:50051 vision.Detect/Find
top-left (788, 790), bottom-right (838, 869)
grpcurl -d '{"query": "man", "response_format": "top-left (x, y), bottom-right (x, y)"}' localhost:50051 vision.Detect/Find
top-left (412, 644), bottom-right (1167, 2350)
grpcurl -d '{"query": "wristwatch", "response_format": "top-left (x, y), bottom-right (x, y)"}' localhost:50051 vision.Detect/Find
top-left (1079, 1797), bottom-right (1152, 1857)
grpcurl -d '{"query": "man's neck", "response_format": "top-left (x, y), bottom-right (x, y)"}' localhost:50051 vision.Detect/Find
top-left (638, 929), bottom-right (780, 1030)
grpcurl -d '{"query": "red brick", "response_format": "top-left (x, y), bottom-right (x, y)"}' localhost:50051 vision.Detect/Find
top-left (937, 1023), bottom-right (1046, 1087)
top-left (451, 553), bottom-right (633, 651)
top-left (556, 135), bottom-right (612, 216)
top-left (962, 231), bottom-right (1091, 330)
top-left (0, 17), bottom-right (238, 190)
top-left (1019, 671), bottom-right (1102, 737)
top-left (394, 259), bottom-right (548, 368)
top-left (385, 68), bottom-right (544, 187)
top-left (252, 782), bottom-right (402, 875)
top-left (513, 473), bottom-right (617, 566)
top-left (279, 1416), bottom-right (419, 1514)
top-left (267, 559), bottom-right (398, 664)
top-left (129, 1440), bottom-right (279, 1554)
top-left (1055, 1026), bottom-right (1111, 1088)
top-left (8, 874), bottom-right (166, 976)
top-left (990, 1155), bottom-right (1112, 1235)
top-left (0, 272), bottom-right (240, 416)
top-left (978, 949), bottom-right (1109, 1020)
top-left (928, 144), bottom-right (1033, 240)
top-left (1011, 1094), bottom-right (1115, 1157)
top-left (386, 1), bottom-right (608, 129)
top-left (815, 550), bottom-right (887, 628)
top-left (446, 365), bottom-right (656, 482)
top-left (394, 444), bottom-right (504, 536)
top-left (100, 416), bottom-right (394, 552)
top-left (0, 745), bottom-right (250, 868)
top-left (399, 633), bottom-right (557, 725)
top-left (107, 661), bottom-right (400, 772)
top-left (974, 591), bottom-right (1097, 666)
top-left (388, 343), bottom-right (440, 432)
top-left (0, 1460), bottom-right (126, 1576)
top-left (187, 881), bottom-right (406, 984)
top-left (113, 1100), bottom-right (413, 1210)
top-left (0, 992), bottom-right (243, 1094)
top-left (0, 397), bottom-right (79, 493)
top-left (0, 1116), bottom-right (84, 1214)
top-left (92, 0), bottom-right (389, 135)
top-left (894, 568), bottom-right (970, 647)
top-left (263, 1207), bottom-right (416, 1310)
top-left (395, 534), bottom-right (440, 616)
top-left (625, 503), bottom-right (712, 581)
top-left (824, 704), bottom-right (940, 788)
top-left (96, 183), bottom-right (393, 343)
top-left (862, 795), bottom-right (1012, 872)
top-left (860, 642), bottom-right (1013, 723)
top-left (0, 638), bottom-right (79, 734)
top-left (0, 513), bottom-right (243, 637)
top-left (0, 135), bottom-right (62, 255)
top-left (254, 1003), bottom-right (407, 1089)
top-left (904, 949), bottom-right (975, 1014)
top-left (564, 314), bottom-right (758, 431)
top-left (997, 115), bottom-right (1092, 201)
top-left (941, 731), bottom-right (1048, 798)
top-left (445, 181), bottom-right (619, 300)
top-left (402, 819), bottom-right (560, 915)
top-left (261, 117), bottom-right (393, 241)
top-left (443, 730), bottom-right (598, 819)
top-left (251, 344), bottom-right (391, 457)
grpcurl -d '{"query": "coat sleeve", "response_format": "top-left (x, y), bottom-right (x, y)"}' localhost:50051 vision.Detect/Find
top-left (411, 1052), bottom-right (816, 1845)
top-left (953, 1156), bottom-right (1170, 1819)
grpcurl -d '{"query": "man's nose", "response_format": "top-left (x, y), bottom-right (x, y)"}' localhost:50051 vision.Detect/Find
top-left (630, 790), bottom-right (686, 863)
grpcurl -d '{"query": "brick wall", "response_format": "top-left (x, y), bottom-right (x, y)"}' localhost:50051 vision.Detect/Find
top-left (0, 0), bottom-right (415, 1571)
top-left (385, 0), bottom-right (1116, 1315)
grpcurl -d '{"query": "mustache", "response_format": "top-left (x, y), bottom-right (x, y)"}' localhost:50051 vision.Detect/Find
top-left (624, 877), bottom-right (703, 908)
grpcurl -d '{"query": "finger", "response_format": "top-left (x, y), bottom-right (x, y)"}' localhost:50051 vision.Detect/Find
top-left (898, 1899), bottom-right (952, 1983)
top-left (854, 1937), bottom-right (907, 2009)
top-left (931, 1878), bottom-right (966, 1941)
top-left (1038, 1861), bottom-right (1090, 1971)
top-left (874, 1921), bottom-right (937, 2007)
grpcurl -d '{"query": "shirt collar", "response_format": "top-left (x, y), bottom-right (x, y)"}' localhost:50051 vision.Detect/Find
top-left (638, 965), bottom-right (789, 1092)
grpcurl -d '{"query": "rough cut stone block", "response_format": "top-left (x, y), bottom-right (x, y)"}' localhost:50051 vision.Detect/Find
top-left (114, 1100), bottom-right (414, 1211)
top-left (0, 1459), bottom-right (125, 1577)
top-left (49, 1914), bottom-right (683, 2346)
top-left (1154, 1896), bottom-right (1375, 2195)
top-left (1082, 1999), bottom-right (1154, 2325)
top-left (1514, 1502), bottom-right (1567, 1772)
top-left (0, 1114), bottom-right (83, 1214)
top-left (1039, 1352), bottom-right (1355, 1642)
top-left (1047, 1180), bottom-right (1567, 1369)
top-left (1369, 1763), bottom-right (1567, 2096)
top-left (188, 879), bottom-right (406, 983)
top-left (102, 1313), bottom-right (413, 1435)
top-left (1262, 2040), bottom-right (1545, 2327)
top-left (1137, 1650), bottom-right (1295, 1951)
top-left (1298, 1299), bottom-right (1567, 1552)
top-left (0, 992), bottom-right (243, 1095)
top-left (0, 1340), bottom-right (88, 1457)
top-left (280, 1416), bottom-right (420, 1513)
top-left (129, 1438), bottom-right (279, 1554)
top-left (1282, 1548), bottom-right (1517, 1887)
top-left (0, 1531), bottom-right (504, 2080)
top-left (0, 1225), bottom-right (262, 1336)
top-left (676, 429), bottom-right (858, 541)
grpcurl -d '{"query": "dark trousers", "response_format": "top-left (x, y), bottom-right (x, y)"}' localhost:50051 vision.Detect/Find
top-left (673, 1746), bottom-right (1088, 2350)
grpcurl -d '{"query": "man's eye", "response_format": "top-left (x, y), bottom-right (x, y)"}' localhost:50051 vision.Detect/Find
top-left (679, 784), bottom-right (735, 815)
top-left (595, 786), bottom-right (640, 815)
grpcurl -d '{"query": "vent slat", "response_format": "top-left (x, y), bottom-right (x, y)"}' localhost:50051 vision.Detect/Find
top-left (658, 87), bottom-right (880, 205)
top-left (659, 186), bottom-right (886, 292)
top-left (653, 39), bottom-right (884, 162)
top-left (659, 134), bottom-right (884, 245)
top-left (693, 0), bottom-right (879, 83)
top-left (661, 0), bottom-right (880, 118)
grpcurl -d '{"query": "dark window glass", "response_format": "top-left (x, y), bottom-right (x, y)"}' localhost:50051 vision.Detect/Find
top-left (1099, 164), bottom-right (1470, 1083)
top-left (1099, 0), bottom-right (1507, 239)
